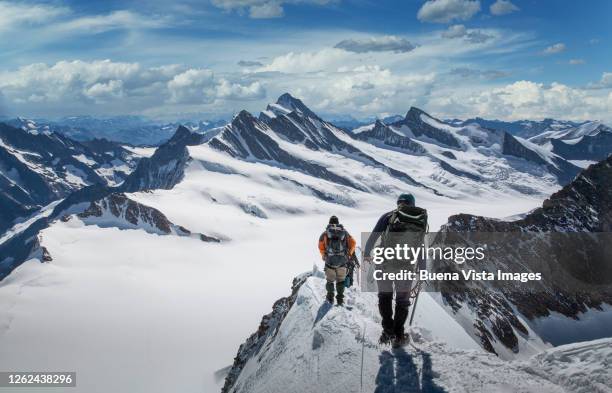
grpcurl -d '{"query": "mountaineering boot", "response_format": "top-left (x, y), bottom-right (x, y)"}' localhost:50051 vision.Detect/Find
top-left (393, 301), bottom-right (410, 338)
top-left (378, 329), bottom-right (394, 345)
top-left (335, 281), bottom-right (345, 306)
top-left (325, 282), bottom-right (335, 304)
top-left (392, 332), bottom-right (410, 348)
top-left (378, 293), bottom-right (394, 333)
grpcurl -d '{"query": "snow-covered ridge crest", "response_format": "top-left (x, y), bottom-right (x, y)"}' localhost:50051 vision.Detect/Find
top-left (223, 273), bottom-right (612, 393)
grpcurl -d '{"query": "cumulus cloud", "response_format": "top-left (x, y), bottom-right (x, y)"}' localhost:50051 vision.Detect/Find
top-left (257, 48), bottom-right (350, 73)
top-left (167, 69), bottom-right (216, 103)
top-left (216, 79), bottom-right (265, 100)
top-left (428, 80), bottom-right (612, 122)
top-left (417, 0), bottom-right (480, 23)
top-left (334, 36), bottom-right (417, 53)
top-left (441, 24), bottom-right (493, 43)
top-left (587, 72), bottom-right (612, 89)
top-left (211, 0), bottom-right (333, 19)
top-left (489, 0), bottom-right (519, 16)
top-left (0, 60), bottom-right (266, 116)
top-left (542, 43), bottom-right (566, 55)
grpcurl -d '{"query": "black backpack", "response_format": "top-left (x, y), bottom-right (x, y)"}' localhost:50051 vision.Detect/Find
top-left (381, 206), bottom-right (428, 250)
top-left (325, 225), bottom-right (349, 267)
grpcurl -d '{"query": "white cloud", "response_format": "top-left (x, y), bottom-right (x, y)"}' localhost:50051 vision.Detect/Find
top-left (417, 0), bottom-right (480, 23)
top-left (568, 59), bottom-right (585, 65)
top-left (334, 36), bottom-right (417, 53)
top-left (84, 80), bottom-right (125, 102)
top-left (167, 69), bottom-right (216, 104)
top-left (216, 80), bottom-right (266, 100)
top-left (0, 60), bottom-right (266, 116)
top-left (257, 48), bottom-right (350, 73)
top-left (588, 72), bottom-right (612, 89)
top-left (428, 80), bottom-right (612, 122)
top-left (0, 1), bottom-right (68, 32)
top-left (211, 0), bottom-right (333, 19)
top-left (542, 43), bottom-right (566, 55)
top-left (442, 24), bottom-right (467, 38)
top-left (490, 0), bottom-right (519, 16)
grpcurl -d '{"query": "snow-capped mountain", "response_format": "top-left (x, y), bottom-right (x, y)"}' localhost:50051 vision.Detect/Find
top-left (529, 122), bottom-right (612, 163)
top-left (433, 156), bottom-right (612, 358)
top-left (354, 106), bottom-right (581, 188)
top-left (0, 93), bottom-right (589, 281)
top-left (451, 117), bottom-right (587, 139)
top-left (5, 116), bottom-right (228, 146)
top-left (0, 122), bottom-right (138, 233)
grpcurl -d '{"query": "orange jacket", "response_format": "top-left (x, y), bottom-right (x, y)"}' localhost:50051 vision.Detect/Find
top-left (318, 229), bottom-right (356, 258)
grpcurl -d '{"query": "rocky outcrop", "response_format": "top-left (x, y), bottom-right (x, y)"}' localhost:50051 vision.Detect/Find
top-left (210, 111), bottom-right (366, 190)
top-left (77, 193), bottom-right (219, 241)
top-left (502, 132), bottom-right (580, 184)
top-left (222, 272), bottom-right (311, 393)
top-left (395, 107), bottom-right (462, 148)
top-left (0, 122), bottom-right (138, 233)
top-left (551, 127), bottom-right (612, 161)
top-left (436, 156), bottom-right (612, 355)
top-left (354, 120), bottom-right (426, 154)
top-left (120, 126), bottom-right (197, 192)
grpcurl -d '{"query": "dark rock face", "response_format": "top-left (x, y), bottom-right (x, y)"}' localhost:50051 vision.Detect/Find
top-left (210, 111), bottom-right (366, 190)
top-left (551, 128), bottom-right (612, 161)
top-left (457, 117), bottom-right (582, 139)
top-left (354, 120), bottom-right (426, 154)
top-left (222, 273), bottom-right (311, 393)
top-left (0, 123), bottom-right (138, 233)
top-left (438, 156), bottom-right (612, 355)
top-left (120, 126), bottom-right (197, 192)
top-left (78, 193), bottom-right (172, 233)
top-left (502, 132), bottom-right (581, 184)
top-left (394, 107), bottom-right (461, 148)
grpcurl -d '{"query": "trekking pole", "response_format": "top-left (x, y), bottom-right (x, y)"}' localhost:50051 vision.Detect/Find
top-left (408, 281), bottom-right (421, 327)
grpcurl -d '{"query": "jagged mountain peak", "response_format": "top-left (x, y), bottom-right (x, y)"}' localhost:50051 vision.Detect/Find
top-left (234, 109), bottom-right (257, 122)
top-left (373, 119), bottom-right (387, 128)
top-left (231, 110), bottom-right (265, 132)
top-left (405, 106), bottom-right (430, 121)
top-left (168, 125), bottom-right (194, 142)
top-left (275, 93), bottom-right (318, 119)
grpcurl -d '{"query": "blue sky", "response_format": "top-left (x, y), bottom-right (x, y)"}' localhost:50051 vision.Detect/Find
top-left (0, 0), bottom-right (610, 122)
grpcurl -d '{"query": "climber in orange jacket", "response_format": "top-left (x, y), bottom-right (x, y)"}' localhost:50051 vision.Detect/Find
top-left (318, 215), bottom-right (356, 306)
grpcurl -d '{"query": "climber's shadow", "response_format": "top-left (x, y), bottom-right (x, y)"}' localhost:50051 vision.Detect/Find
top-left (375, 347), bottom-right (446, 393)
top-left (313, 301), bottom-right (333, 326)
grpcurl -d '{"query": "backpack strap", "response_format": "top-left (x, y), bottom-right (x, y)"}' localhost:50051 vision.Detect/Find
top-left (381, 210), bottom-right (398, 246)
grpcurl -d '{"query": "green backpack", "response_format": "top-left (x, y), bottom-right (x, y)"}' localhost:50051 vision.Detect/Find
top-left (381, 205), bottom-right (428, 250)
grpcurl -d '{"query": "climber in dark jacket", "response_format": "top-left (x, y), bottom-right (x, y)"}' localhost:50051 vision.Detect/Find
top-left (364, 193), bottom-right (428, 346)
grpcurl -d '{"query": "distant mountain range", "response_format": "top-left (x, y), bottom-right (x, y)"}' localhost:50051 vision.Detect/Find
top-left (2, 93), bottom-right (610, 280)
top-left (3, 116), bottom-right (228, 146)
